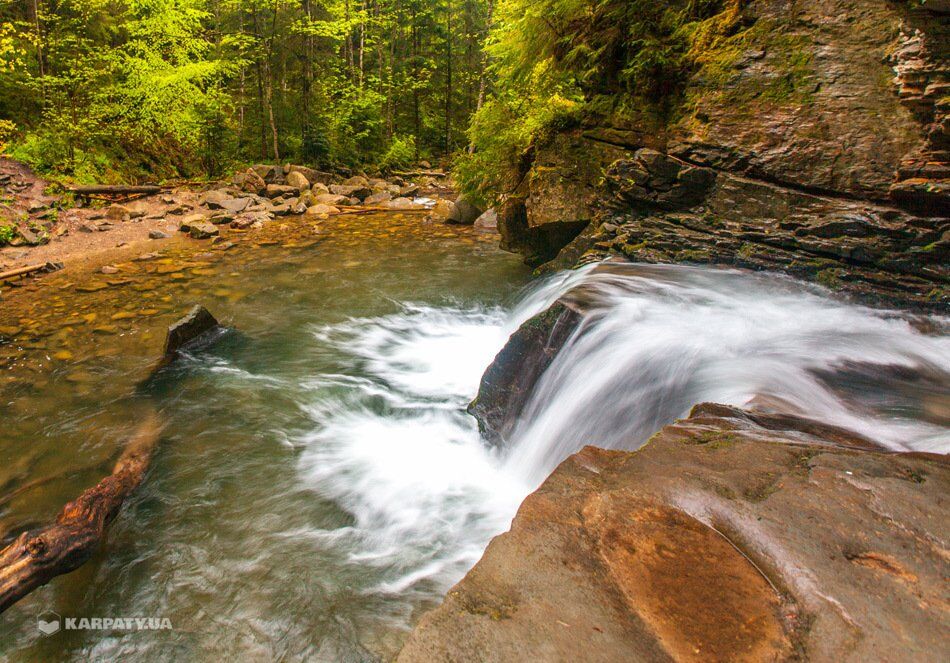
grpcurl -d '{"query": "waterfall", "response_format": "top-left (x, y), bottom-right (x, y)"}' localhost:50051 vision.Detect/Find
top-left (296, 260), bottom-right (949, 598)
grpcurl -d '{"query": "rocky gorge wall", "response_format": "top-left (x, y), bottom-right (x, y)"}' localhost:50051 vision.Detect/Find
top-left (495, 0), bottom-right (948, 308)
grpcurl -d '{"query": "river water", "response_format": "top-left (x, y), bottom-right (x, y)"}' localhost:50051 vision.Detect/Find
top-left (1, 213), bottom-right (947, 660)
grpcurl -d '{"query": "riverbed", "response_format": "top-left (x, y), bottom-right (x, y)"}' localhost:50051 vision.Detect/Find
top-left (1, 212), bottom-right (947, 660)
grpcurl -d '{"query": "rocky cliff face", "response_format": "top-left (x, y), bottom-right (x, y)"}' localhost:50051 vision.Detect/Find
top-left (496, 0), bottom-right (948, 307)
top-left (399, 403), bottom-right (949, 662)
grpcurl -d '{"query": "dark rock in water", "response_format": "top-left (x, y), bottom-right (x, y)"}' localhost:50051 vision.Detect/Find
top-left (469, 301), bottom-right (582, 446)
top-left (162, 305), bottom-right (221, 359)
top-left (398, 403), bottom-right (949, 663)
top-left (148, 230), bottom-right (169, 239)
top-left (451, 195), bottom-right (483, 225)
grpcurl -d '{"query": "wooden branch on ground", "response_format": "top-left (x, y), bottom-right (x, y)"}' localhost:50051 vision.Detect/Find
top-left (0, 262), bottom-right (64, 282)
top-left (67, 185), bottom-right (163, 196)
top-left (0, 409), bottom-right (163, 612)
top-left (391, 170), bottom-right (448, 178)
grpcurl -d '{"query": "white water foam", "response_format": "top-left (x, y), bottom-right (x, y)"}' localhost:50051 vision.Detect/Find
top-left (295, 262), bottom-right (949, 596)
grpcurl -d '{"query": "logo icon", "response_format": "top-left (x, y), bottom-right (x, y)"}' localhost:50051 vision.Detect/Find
top-left (37, 611), bottom-right (61, 636)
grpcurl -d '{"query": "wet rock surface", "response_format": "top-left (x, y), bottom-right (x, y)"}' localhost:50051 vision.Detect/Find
top-left (469, 301), bottom-right (582, 446)
top-left (491, 0), bottom-right (949, 305)
top-left (399, 403), bottom-right (949, 663)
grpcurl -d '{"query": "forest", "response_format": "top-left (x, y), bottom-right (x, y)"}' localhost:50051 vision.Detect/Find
top-left (0, 0), bottom-right (735, 199)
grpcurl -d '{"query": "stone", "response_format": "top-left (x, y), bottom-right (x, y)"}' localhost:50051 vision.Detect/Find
top-left (265, 184), bottom-right (297, 199)
top-left (306, 204), bottom-right (339, 216)
top-left (343, 175), bottom-right (369, 187)
top-left (218, 197), bottom-right (252, 214)
top-left (329, 184), bottom-right (373, 200)
top-left (188, 222), bottom-right (219, 239)
top-left (398, 403), bottom-right (949, 663)
top-left (311, 182), bottom-right (330, 195)
top-left (363, 192), bottom-right (392, 206)
top-left (199, 190), bottom-right (232, 208)
top-left (399, 183), bottom-right (420, 197)
top-left (453, 195), bottom-right (483, 225)
top-left (105, 204), bottom-right (131, 222)
top-left (473, 208), bottom-right (498, 230)
top-left (429, 198), bottom-right (461, 223)
top-left (385, 197), bottom-right (415, 210)
top-left (209, 213), bottom-right (235, 225)
top-left (178, 214), bottom-right (206, 232)
top-left (100, 266), bottom-right (119, 274)
top-left (469, 301), bottom-right (582, 446)
top-left (419, 160), bottom-right (432, 169)
top-left (230, 211), bottom-right (270, 229)
top-left (286, 170), bottom-right (310, 191)
top-left (240, 169), bottom-right (267, 195)
top-left (162, 305), bottom-right (221, 359)
top-left (314, 193), bottom-right (348, 206)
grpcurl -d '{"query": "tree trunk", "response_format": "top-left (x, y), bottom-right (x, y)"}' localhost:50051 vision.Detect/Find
top-left (0, 409), bottom-right (164, 613)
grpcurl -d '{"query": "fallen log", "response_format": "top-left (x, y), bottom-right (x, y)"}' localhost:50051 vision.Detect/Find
top-left (0, 304), bottom-right (225, 613)
top-left (0, 409), bottom-right (163, 612)
top-left (391, 170), bottom-right (448, 178)
top-left (67, 185), bottom-right (163, 196)
top-left (0, 261), bottom-right (64, 282)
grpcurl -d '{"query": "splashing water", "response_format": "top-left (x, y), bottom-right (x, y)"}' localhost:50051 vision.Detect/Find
top-left (294, 260), bottom-right (949, 604)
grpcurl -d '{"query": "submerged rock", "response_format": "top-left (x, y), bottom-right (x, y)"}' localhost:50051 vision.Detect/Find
top-left (398, 403), bottom-right (948, 662)
top-left (469, 301), bottom-right (582, 446)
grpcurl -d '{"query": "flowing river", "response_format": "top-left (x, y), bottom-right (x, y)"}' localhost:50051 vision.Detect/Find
top-left (1, 213), bottom-right (947, 660)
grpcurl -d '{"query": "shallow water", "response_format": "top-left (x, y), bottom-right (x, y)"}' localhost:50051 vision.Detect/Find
top-left (0, 216), bottom-right (947, 660)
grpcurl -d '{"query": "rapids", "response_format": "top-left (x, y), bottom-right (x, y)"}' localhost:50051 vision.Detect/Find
top-left (2, 217), bottom-right (947, 659)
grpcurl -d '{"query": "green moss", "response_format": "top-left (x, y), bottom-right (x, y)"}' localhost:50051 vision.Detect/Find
top-left (815, 268), bottom-right (843, 288)
top-left (684, 430), bottom-right (738, 449)
top-left (676, 248), bottom-right (713, 262)
top-left (743, 472), bottom-right (781, 502)
top-left (737, 242), bottom-right (758, 259)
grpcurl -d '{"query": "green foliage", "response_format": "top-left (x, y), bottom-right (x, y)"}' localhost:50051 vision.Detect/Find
top-left (1, 0), bottom-right (493, 181)
top-left (458, 0), bottom-right (731, 203)
top-left (0, 223), bottom-right (15, 245)
top-left (380, 135), bottom-right (416, 171)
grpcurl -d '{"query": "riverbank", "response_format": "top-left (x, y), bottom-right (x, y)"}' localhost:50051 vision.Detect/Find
top-left (0, 158), bottom-right (460, 279)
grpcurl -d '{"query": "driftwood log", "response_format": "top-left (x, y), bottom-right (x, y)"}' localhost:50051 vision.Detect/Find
top-left (0, 261), bottom-right (64, 283)
top-left (0, 410), bottom-right (163, 612)
top-left (0, 305), bottom-right (224, 613)
top-left (67, 185), bottom-right (163, 196)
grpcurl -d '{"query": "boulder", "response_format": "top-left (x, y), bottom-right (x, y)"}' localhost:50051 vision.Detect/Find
top-left (239, 169), bottom-right (267, 196)
top-left (198, 190), bottom-right (232, 209)
top-left (287, 164), bottom-right (335, 185)
top-left (162, 305), bottom-right (221, 359)
top-left (364, 192), bottom-right (392, 206)
top-left (177, 214), bottom-right (206, 232)
top-left (148, 230), bottom-right (169, 239)
top-left (311, 182), bottom-right (330, 195)
top-left (306, 204), bottom-right (340, 217)
top-left (385, 197), bottom-right (415, 210)
top-left (265, 184), bottom-right (298, 199)
top-left (473, 208), bottom-right (498, 230)
top-left (329, 184), bottom-right (373, 200)
top-left (286, 170), bottom-right (310, 192)
top-left (469, 301), bottom-right (582, 446)
top-left (188, 222), bottom-right (219, 239)
top-left (429, 198), bottom-right (461, 223)
top-left (230, 211), bottom-right (271, 229)
top-left (218, 197), bottom-right (252, 214)
top-left (314, 193), bottom-right (348, 206)
top-left (398, 403), bottom-right (949, 663)
top-left (251, 164), bottom-right (283, 184)
top-left (453, 195), bottom-right (483, 225)
top-left (399, 183), bottom-right (420, 198)
top-left (343, 175), bottom-right (369, 187)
